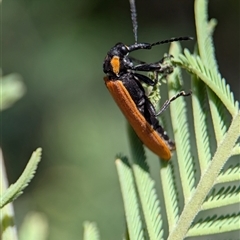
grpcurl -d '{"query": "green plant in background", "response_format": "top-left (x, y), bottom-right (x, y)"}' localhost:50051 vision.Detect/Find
top-left (84, 0), bottom-right (239, 239)
top-left (0, 72), bottom-right (26, 111)
top-left (0, 73), bottom-right (46, 240)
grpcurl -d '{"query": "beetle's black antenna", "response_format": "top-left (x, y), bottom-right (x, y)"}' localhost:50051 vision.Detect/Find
top-left (129, 0), bottom-right (138, 43)
top-left (151, 36), bottom-right (193, 47)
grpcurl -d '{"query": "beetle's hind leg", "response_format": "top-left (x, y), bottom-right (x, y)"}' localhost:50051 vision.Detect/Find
top-left (156, 90), bottom-right (192, 116)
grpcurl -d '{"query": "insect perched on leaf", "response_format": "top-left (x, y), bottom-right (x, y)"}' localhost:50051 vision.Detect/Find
top-left (103, 0), bottom-right (192, 160)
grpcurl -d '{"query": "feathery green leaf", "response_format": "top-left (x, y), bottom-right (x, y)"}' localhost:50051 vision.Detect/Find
top-left (168, 42), bottom-right (196, 201)
top-left (168, 112), bottom-right (240, 240)
top-left (0, 148), bottom-right (18, 240)
top-left (159, 43), bottom-right (189, 232)
top-left (0, 72), bottom-right (26, 111)
top-left (173, 52), bottom-right (239, 116)
top-left (195, 0), bottom-right (218, 71)
top-left (194, 0), bottom-right (234, 148)
top-left (19, 212), bottom-right (49, 240)
top-left (0, 148), bottom-right (42, 208)
top-left (191, 75), bottom-right (212, 172)
top-left (128, 125), bottom-right (164, 240)
top-left (203, 185), bottom-right (240, 210)
top-left (83, 222), bottom-right (100, 240)
top-left (116, 157), bottom-right (145, 240)
top-left (216, 163), bottom-right (240, 184)
top-left (187, 213), bottom-right (240, 237)
top-left (207, 89), bottom-right (228, 145)
top-left (159, 161), bottom-right (180, 233)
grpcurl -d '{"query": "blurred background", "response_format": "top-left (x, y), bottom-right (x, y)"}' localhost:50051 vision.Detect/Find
top-left (1, 0), bottom-right (239, 239)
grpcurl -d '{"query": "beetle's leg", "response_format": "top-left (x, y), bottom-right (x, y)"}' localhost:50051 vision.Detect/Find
top-left (134, 73), bottom-right (156, 86)
top-left (156, 90), bottom-right (192, 116)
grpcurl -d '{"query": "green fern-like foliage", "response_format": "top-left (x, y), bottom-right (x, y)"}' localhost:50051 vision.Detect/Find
top-left (0, 72), bottom-right (26, 111)
top-left (84, 0), bottom-right (239, 238)
top-left (0, 71), bottom-right (45, 239)
top-left (0, 148), bottom-right (42, 209)
top-left (83, 222), bottom-right (100, 240)
top-left (0, 148), bottom-right (43, 240)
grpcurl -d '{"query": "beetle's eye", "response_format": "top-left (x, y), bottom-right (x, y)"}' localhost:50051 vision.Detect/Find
top-left (120, 45), bottom-right (128, 54)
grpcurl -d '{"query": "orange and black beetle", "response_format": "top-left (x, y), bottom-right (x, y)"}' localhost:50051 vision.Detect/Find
top-left (103, 39), bottom-right (191, 160)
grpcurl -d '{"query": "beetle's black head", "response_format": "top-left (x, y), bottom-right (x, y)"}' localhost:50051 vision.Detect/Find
top-left (103, 43), bottom-right (133, 79)
top-left (110, 42), bottom-right (130, 57)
